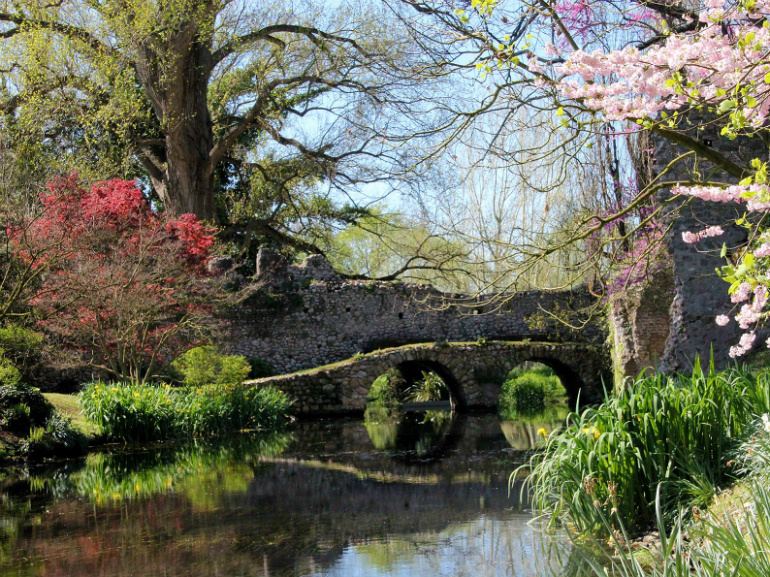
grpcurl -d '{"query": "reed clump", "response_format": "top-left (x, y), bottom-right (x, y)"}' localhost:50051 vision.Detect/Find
top-left (523, 360), bottom-right (770, 540)
top-left (79, 381), bottom-right (291, 442)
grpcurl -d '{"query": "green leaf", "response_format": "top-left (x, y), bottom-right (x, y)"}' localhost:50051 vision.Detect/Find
top-left (718, 99), bottom-right (737, 113)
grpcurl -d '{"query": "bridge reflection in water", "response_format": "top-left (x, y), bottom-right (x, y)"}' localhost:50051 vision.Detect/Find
top-left (0, 413), bottom-right (570, 577)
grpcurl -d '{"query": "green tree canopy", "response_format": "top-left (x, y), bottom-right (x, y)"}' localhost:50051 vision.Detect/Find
top-left (0, 0), bottom-right (453, 248)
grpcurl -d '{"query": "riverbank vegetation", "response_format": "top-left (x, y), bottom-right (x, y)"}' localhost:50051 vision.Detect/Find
top-left (570, 418), bottom-right (770, 577)
top-left (79, 381), bottom-right (291, 443)
top-left (498, 364), bottom-right (567, 418)
top-left (523, 362), bottom-right (770, 545)
top-left (0, 380), bottom-right (87, 463)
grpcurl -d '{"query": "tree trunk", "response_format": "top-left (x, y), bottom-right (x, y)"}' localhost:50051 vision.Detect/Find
top-left (143, 23), bottom-right (218, 222)
top-left (164, 122), bottom-right (216, 221)
top-left (164, 35), bottom-right (216, 221)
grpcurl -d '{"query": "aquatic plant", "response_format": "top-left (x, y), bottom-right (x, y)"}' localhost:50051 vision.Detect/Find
top-left (522, 361), bottom-right (770, 539)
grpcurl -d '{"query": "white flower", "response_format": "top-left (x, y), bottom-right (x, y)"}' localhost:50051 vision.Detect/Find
top-left (762, 413), bottom-right (770, 433)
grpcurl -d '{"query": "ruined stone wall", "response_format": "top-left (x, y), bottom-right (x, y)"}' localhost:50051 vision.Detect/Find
top-left (652, 123), bottom-right (763, 372)
top-left (609, 267), bottom-right (675, 380)
top-left (224, 249), bottom-right (606, 375)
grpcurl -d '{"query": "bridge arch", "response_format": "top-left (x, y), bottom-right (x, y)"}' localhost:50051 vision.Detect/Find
top-left (499, 355), bottom-right (585, 408)
top-left (246, 341), bottom-right (610, 415)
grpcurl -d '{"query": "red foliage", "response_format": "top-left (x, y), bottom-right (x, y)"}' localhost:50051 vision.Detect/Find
top-left (16, 176), bottom-right (219, 383)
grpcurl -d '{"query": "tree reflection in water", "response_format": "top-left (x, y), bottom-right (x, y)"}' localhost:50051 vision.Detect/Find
top-left (0, 414), bottom-right (569, 577)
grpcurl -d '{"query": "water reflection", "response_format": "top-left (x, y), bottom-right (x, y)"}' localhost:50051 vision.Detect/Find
top-left (0, 412), bottom-right (569, 577)
top-left (364, 408), bottom-right (455, 453)
top-left (500, 405), bottom-right (570, 450)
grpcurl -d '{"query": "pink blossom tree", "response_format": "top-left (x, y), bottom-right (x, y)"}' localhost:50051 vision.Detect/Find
top-left (444, 0), bottom-right (770, 356)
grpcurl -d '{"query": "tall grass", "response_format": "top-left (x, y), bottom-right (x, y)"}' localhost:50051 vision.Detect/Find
top-left (571, 420), bottom-right (770, 577)
top-left (522, 361), bottom-right (770, 540)
top-left (79, 381), bottom-right (291, 442)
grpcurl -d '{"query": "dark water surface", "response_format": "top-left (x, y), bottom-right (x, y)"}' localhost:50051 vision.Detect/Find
top-left (0, 412), bottom-right (570, 577)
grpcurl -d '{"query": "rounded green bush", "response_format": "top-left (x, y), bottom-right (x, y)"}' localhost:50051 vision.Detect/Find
top-left (0, 356), bottom-right (22, 387)
top-left (0, 326), bottom-right (43, 375)
top-left (172, 346), bottom-right (251, 387)
top-left (500, 374), bottom-right (548, 414)
top-left (0, 381), bottom-right (54, 436)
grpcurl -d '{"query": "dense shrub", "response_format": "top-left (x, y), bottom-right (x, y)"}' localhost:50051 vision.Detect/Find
top-left (500, 365), bottom-right (565, 417)
top-left (523, 362), bottom-right (770, 539)
top-left (247, 357), bottom-right (274, 379)
top-left (0, 356), bottom-right (22, 388)
top-left (0, 380), bottom-right (86, 460)
top-left (171, 346), bottom-right (251, 387)
top-left (0, 381), bottom-right (54, 436)
top-left (0, 326), bottom-right (43, 375)
top-left (79, 381), bottom-right (292, 442)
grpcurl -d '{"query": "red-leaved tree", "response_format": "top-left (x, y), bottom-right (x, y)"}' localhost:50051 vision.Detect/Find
top-left (13, 175), bottom-right (218, 384)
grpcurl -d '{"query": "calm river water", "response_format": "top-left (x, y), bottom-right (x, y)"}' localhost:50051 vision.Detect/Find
top-left (0, 411), bottom-right (573, 577)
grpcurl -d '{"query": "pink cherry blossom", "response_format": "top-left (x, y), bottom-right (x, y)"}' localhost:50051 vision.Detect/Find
top-left (716, 314), bottom-right (730, 326)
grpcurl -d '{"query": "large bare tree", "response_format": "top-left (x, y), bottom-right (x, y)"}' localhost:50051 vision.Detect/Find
top-left (0, 0), bottom-right (455, 228)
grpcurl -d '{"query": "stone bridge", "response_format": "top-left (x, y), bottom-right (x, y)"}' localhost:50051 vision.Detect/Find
top-left (225, 249), bottom-right (606, 375)
top-left (247, 340), bottom-right (610, 415)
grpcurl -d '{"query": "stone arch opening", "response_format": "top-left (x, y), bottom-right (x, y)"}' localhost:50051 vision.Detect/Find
top-left (496, 359), bottom-right (573, 419)
top-left (395, 359), bottom-right (466, 411)
top-left (518, 357), bottom-right (584, 408)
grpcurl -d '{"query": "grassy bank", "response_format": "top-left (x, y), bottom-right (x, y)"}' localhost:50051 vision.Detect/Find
top-left (522, 361), bottom-right (770, 541)
top-left (44, 393), bottom-right (99, 438)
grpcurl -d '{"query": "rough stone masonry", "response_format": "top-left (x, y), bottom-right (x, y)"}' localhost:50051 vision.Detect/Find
top-left (223, 249), bottom-right (607, 376)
